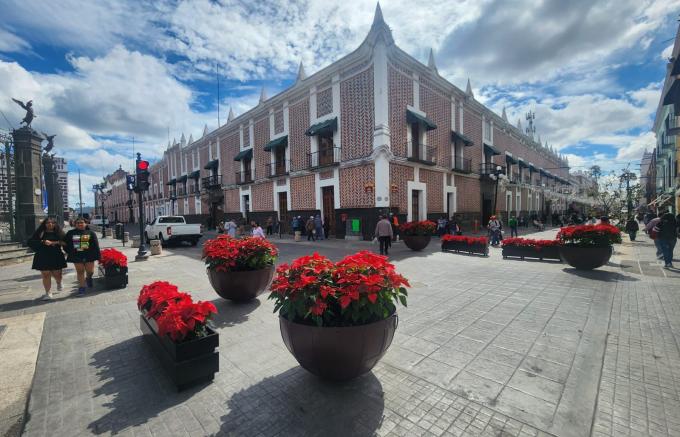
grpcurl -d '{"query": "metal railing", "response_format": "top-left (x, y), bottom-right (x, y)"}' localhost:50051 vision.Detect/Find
top-left (667, 114), bottom-right (680, 135)
top-left (308, 146), bottom-right (341, 168)
top-left (510, 173), bottom-right (520, 184)
top-left (266, 160), bottom-right (289, 177)
top-left (202, 174), bottom-right (222, 190)
top-left (235, 171), bottom-right (253, 185)
top-left (407, 144), bottom-right (436, 165)
top-left (478, 163), bottom-right (506, 176)
top-left (449, 155), bottom-right (471, 173)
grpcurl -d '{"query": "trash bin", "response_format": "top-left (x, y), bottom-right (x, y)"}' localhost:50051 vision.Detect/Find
top-left (131, 236), bottom-right (140, 248)
top-left (115, 223), bottom-right (124, 239)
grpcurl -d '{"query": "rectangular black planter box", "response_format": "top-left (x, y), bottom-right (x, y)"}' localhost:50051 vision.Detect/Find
top-left (99, 265), bottom-right (128, 290)
top-left (501, 245), bottom-right (561, 261)
top-left (139, 314), bottom-right (219, 391)
top-left (441, 241), bottom-right (488, 256)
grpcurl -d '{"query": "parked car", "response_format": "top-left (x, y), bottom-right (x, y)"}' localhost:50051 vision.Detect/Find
top-left (144, 216), bottom-right (202, 246)
top-left (89, 215), bottom-right (109, 226)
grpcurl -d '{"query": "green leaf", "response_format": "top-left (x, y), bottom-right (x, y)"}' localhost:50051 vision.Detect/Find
top-left (398, 294), bottom-right (407, 307)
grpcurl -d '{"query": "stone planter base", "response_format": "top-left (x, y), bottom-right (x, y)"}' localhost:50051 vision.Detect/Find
top-left (207, 265), bottom-right (275, 301)
top-left (502, 245), bottom-right (561, 261)
top-left (98, 265), bottom-right (128, 290)
top-left (559, 245), bottom-right (612, 270)
top-left (402, 235), bottom-right (431, 251)
top-left (279, 313), bottom-right (398, 381)
top-left (441, 241), bottom-right (489, 256)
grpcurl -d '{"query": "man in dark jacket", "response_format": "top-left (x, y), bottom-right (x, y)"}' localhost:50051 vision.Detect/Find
top-left (374, 215), bottom-right (394, 255)
top-left (658, 212), bottom-right (677, 269)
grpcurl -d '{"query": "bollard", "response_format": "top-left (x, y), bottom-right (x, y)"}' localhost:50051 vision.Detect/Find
top-left (123, 232), bottom-right (129, 243)
top-left (131, 235), bottom-right (140, 248)
top-left (294, 231), bottom-right (301, 242)
top-left (149, 239), bottom-right (162, 255)
top-left (105, 228), bottom-right (113, 238)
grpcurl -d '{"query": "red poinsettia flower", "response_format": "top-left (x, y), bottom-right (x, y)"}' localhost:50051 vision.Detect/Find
top-left (441, 235), bottom-right (489, 245)
top-left (399, 220), bottom-right (437, 236)
top-left (100, 248), bottom-right (128, 268)
top-left (557, 224), bottom-right (621, 247)
top-left (202, 235), bottom-right (278, 272)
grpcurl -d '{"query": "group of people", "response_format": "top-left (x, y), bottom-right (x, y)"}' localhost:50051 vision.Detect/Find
top-left (29, 216), bottom-right (101, 300)
top-left (642, 212), bottom-right (679, 269)
top-left (291, 214), bottom-right (328, 241)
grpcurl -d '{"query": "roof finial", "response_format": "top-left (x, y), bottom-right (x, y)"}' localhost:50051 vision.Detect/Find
top-left (427, 48), bottom-right (438, 74)
top-left (259, 87), bottom-right (267, 104)
top-left (202, 124), bottom-right (208, 137)
top-left (187, 134), bottom-right (193, 145)
top-left (373, 2), bottom-right (385, 27)
top-left (180, 132), bottom-right (186, 147)
top-left (296, 61), bottom-right (306, 82)
top-left (465, 78), bottom-right (474, 98)
top-left (501, 106), bottom-right (508, 122)
top-left (227, 107), bottom-right (235, 123)
top-left (516, 118), bottom-right (522, 131)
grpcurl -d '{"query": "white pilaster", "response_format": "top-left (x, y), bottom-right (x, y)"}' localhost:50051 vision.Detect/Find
top-left (413, 73), bottom-right (420, 110)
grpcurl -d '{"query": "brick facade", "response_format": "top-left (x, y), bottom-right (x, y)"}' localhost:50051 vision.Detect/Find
top-left (389, 163), bottom-right (414, 213)
top-left (419, 168), bottom-right (444, 213)
top-left (290, 175), bottom-right (315, 210)
top-left (253, 117), bottom-right (270, 181)
top-left (251, 181), bottom-right (273, 212)
top-left (289, 99), bottom-right (310, 172)
top-left (341, 67), bottom-right (374, 161)
top-left (340, 165), bottom-right (374, 208)
top-left (388, 66), bottom-right (413, 158)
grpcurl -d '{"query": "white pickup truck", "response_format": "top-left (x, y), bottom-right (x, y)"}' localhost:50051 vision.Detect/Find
top-left (145, 216), bottom-right (203, 246)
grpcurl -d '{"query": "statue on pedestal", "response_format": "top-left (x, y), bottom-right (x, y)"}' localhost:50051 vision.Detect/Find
top-left (41, 133), bottom-right (56, 153)
top-left (11, 98), bottom-right (35, 128)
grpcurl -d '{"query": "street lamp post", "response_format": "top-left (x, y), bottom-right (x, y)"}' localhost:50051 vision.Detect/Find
top-left (92, 182), bottom-right (108, 239)
top-left (489, 165), bottom-right (507, 219)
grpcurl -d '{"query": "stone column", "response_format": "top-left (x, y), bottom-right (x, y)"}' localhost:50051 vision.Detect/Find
top-left (12, 128), bottom-right (46, 242)
top-left (42, 154), bottom-right (63, 220)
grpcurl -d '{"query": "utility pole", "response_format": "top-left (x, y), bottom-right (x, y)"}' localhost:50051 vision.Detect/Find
top-left (78, 169), bottom-right (83, 216)
top-left (135, 153), bottom-right (150, 261)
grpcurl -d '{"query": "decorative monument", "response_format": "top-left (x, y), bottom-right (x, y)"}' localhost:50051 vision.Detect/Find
top-left (11, 98), bottom-right (46, 242)
top-left (41, 133), bottom-right (64, 220)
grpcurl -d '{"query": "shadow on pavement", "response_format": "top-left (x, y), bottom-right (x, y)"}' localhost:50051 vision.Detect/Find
top-left (562, 268), bottom-right (640, 282)
top-left (218, 367), bottom-right (385, 436)
top-left (87, 336), bottom-right (207, 435)
top-left (209, 297), bottom-right (261, 329)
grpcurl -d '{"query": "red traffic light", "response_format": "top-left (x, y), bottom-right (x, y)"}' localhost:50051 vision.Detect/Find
top-left (137, 160), bottom-right (149, 171)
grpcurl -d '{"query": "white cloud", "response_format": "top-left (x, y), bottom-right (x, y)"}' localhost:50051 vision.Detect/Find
top-left (661, 43), bottom-right (674, 61)
top-left (67, 171), bottom-right (103, 208)
top-left (0, 27), bottom-right (32, 54)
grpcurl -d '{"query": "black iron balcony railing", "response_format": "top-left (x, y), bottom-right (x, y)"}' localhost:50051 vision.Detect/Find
top-left (176, 186), bottom-right (186, 197)
top-left (478, 163), bottom-right (506, 176)
top-left (235, 171), bottom-right (253, 185)
top-left (266, 160), bottom-right (289, 177)
top-left (510, 173), bottom-right (520, 184)
top-left (524, 176), bottom-right (532, 185)
top-left (667, 115), bottom-right (680, 136)
top-left (407, 144), bottom-right (436, 165)
top-left (202, 174), bottom-right (222, 190)
top-left (189, 184), bottom-right (199, 194)
top-left (308, 146), bottom-right (341, 169)
top-left (449, 155), bottom-right (472, 173)
top-left (169, 189), bottom-right (177, 199)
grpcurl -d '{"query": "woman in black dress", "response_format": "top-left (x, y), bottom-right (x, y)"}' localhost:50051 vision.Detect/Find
top-left (64, 217), bottom-right (101, 296)
top-left (28, 217), bottom-right (67, 300)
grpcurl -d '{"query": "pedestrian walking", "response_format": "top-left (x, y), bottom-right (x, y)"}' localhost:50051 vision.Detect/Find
top-left (645, 214), bottom-right (663, 259)
top-left (448, 215), bottom-right (461, 235)
top-left (374, 215), bottom-right (394, 255)
top-left (314, 214), bottom-right (324, 240)
top-left (225, 218), bottom-right (237, 238)
top-left (390, 213), bottom-right (400, 241)
top-left (306, 216), bottom-right (316, 241)
top-left (27, 217), bottom-right (67, 300)
top-left (251, 221), bottom-right (266, 238)
top-left (64, 216), bottom-right (101, 297)
top-left (265, 216), bottom-right (273, 236)
top-left (657, 213), bottom-right (677, 269)
top-left (508, 215), bottom-right (519, 238)
top-left (625, 217), bottom-right (639, 241)
top-left (487, 215), bottom-right (502, 246)
top-left (293, 216), bottom-right (302, 241)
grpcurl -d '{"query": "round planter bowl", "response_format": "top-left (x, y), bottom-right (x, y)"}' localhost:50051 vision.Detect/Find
top-left (279, 313), bottom-right (398, 381)
top-left (559, 245), bottom-right (612, 270)
top-left (402, 235), bottom-right (431, 251)
top-left (207, 265), bottom-right (275, 301)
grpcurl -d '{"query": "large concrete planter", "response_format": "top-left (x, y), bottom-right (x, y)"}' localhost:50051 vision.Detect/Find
top-left (502, 245), bottom-right (560, 261)
top-left (442, 241), bottom-right (489, 256)
top-left (402, 235), bottom-right (431, 251)
top-left (279, 313), bottom-right (398, 381)
top-left (559, 245), bottom-right (612, 270)
top-left (207, 265), bottom-right (275, 301)
top-left (98, 265), bottom-right (128, 290)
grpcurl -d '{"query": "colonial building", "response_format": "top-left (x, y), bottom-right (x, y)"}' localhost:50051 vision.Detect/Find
top-left (102, 6), bottom-right (586, 238)
top-left (53, 157), bottom-right (69, 214)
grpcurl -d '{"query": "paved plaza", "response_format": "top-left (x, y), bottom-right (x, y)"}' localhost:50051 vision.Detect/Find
top-left (0, 231), bottom-right (679, 437)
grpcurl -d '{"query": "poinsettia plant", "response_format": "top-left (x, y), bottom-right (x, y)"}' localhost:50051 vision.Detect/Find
top-left (269, 251), bottom-right (409, 327)
top-left (501, 238), bottom-right (559, 250)
top-left (99, 248), bottom-right (128, 269)
top-left (202, 235), bottom-right (278, 272)
top-left (138, 281), bottom-right (217, 342)
top-left (399, 220), bottom-right (436, 236)
top-left (557, 224), bottom-right (622, 247)
top-left (441, 235), bottom-right (489, 245)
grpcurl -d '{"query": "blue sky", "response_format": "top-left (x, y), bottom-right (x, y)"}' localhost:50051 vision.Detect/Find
top-left (0, 0), bottom-right (679, 207)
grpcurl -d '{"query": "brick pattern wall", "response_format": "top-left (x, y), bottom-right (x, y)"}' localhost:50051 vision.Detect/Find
top-left (389, 163), bottom-right (414, 213)
top-left (419, 168), bottom-right (444, 213)
top-left (224, 188), bottom-right (239, 213)
top-left (289, 99), bottom-right (310, 172)
top-left (199, 147), bottom-right (209, 182)
top-left (222, 131), bottom-right (239, 185)
top-left (316, 88), bottom-right (333, 117)
top-left (276, 179), bottom-right (286, 186)
top-left (457, 176), bottom-right (481, 212)
top-left (420, 78), bottom-right (451, 167)
top-left (274, 109), bottom-right (284, 134)
top-left (254, 117), bottom-right (270, 180)
top-left (340, 165), bottom-right (374, 208)
top-left (341, 67), bottom-right (374, 161)
top-left (243, 125), bottom-right (250, 148)
top-left (320, 170), bottom-right (334, 180)
top-left (252, 181), bottom-right (273, 211)
top-left (388, 66), bottom-right (413, 157)
top-left (463, 111), bottom-right (483, 170)
top-left (290, 175), bottom-right (315, 210)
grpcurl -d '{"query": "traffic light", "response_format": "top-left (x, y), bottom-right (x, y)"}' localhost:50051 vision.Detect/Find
top-left (136, 160), bottom-right (150, 192)
top-left (126, 175), bottom-right (136, 191)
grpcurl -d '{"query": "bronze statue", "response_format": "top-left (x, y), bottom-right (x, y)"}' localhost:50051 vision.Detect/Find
top-left (11, 98), bottom-right (35, 127)
top-left (42, 133), bottom-right (56, 153)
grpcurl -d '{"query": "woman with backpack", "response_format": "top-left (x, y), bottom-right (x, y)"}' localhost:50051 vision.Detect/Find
top-left (28, 217), bottom-right (67, 300)
top-left (64, 217), bottom-right (101, 296)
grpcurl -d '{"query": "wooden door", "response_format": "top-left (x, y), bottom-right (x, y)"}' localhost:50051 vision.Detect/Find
top-left (411, 190), bottom-right (420, 222)
top-left (319, 135), bottom-right (333, 166)
top-left (275, 147), bottom-right (286, 175)
top-left (278, 192), bottom-right (288, 233)
top-left (322, 186), bottom-right (335, 236)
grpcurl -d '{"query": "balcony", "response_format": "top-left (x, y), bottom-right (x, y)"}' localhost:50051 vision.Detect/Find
top-left (169, 190), bottom-right (177, 200)
top-left (235, 171), bottom-right (253, 185)
top-left (510, 173), bottom-right (520, 184)
top-left (407, 144), bottom-right (436, 166)
top-left (176, 186), bottom-right (186, 197)
top-left (202, 174), bottom-right (222, 191)
top-left (308, 146), bottom-right (341, 169)
top-left (266, 160), bottom-right (289, 178)
top-left (524, 176), bottom-right (532, 185)
top-left (667, 115), bottom-right (680, 136)
top-left (189, 185), bottom-right (199, 195)
top-left (478, 163), bottom-right (506, 177)
top-left (449, 155), bottom-right (471, 173)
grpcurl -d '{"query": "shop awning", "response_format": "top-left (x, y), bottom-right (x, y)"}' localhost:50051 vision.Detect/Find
top-left (539, 168), bottom-right (547, 176)
top-left (305, 117), bottom-right (338, 136)
top-left (177, 175), bottom-right (188, 183)
top-left (204, 159), bottom-right (219, 170)
top-left (263, 135), bottom-right (288, 152)
top-left (528, 162), bottom-right (536, 172)
top-left (451, 130), bottom-right (474, 146)
top-left (189, 170), bottom-right (200, 179)
top-left (505, 152), bottom-right (517, 165)
top-left (517, 158), bottom-right (529, 168)
top-left (233, 149), bottom-right (253, 162)
top-left (484, 143), bottom-right (501, 156)
top-left (166, 178), bottom-right (176, 186)
top-left (663, 78), bottom-right (680, 106)
top-left (406, 109), bottom-right (437, 131)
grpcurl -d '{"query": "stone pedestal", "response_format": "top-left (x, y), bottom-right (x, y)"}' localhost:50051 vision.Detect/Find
top-left (12, 128), bottom-right (46, 242)
top-left (42, 154), bottom-right (63, 221)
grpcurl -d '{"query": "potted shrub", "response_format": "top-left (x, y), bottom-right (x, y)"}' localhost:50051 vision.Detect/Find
top-left (270, 251), bottom-right (409, 381)
top-left (399, 220), bottom-right (436, 251)
top-left (501, 238), bottom-right (561, 261)
top-left (202, 235), bottom-right (278, 301)
top-left (441, 235), bottom-right (489, 256)
top-left (98, 248), bottom-right (128, 289)
top-left (138, 281), bottom-right (219, 390)
top-left (557, 224), bottom-right (622, 270)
